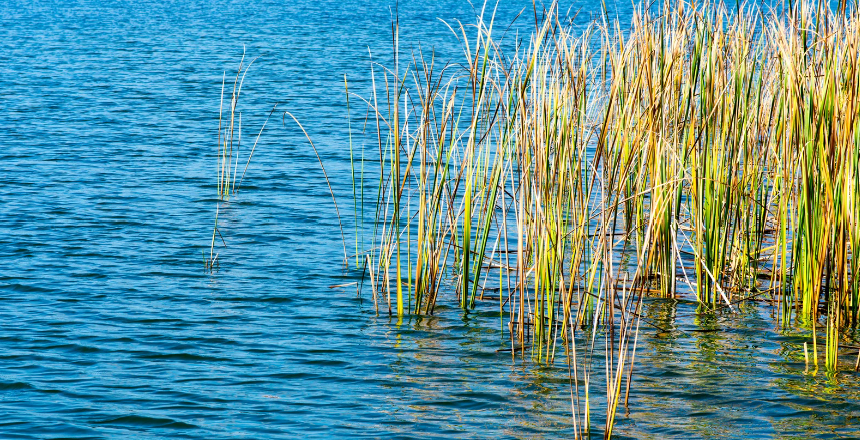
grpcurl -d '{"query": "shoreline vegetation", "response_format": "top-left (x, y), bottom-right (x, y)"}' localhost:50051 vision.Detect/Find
top-left (332, 0), bottom-right (860, 436)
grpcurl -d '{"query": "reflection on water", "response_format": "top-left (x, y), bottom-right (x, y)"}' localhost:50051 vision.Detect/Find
top-left (352, 296), bottom-right (860, 439)
top-left (616, 298), bottom-right (860, 439)
top-left (370, 311), bottom-right (585, 438)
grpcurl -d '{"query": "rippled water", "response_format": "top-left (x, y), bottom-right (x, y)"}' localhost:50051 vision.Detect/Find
top-left (3, 1), bottom-right (860, 438)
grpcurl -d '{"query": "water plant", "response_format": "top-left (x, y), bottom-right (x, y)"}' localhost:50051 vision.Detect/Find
top-left (325, 0), bottom-right (860, 435)
top-left (205, 52), bottom-right (275, 271)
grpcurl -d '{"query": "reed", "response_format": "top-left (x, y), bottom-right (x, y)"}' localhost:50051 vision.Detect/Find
top-left (205, 53), bottom-right (275, 271)
top-left (337, 0), bottom-right (860, 435)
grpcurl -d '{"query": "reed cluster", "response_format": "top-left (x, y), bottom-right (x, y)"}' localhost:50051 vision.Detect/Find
top-left (345, 0), bottom-right (860, 436)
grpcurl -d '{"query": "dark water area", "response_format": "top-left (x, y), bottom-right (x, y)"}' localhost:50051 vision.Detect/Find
top-left (2, 0), bottom-right (860, 438)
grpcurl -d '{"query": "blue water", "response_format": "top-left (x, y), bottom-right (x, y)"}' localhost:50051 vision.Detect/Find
top-left (2, 1), bottom-right (860, 438)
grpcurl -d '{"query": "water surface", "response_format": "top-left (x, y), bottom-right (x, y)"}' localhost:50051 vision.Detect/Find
top-left (2, 1), bottom-right (860, 438)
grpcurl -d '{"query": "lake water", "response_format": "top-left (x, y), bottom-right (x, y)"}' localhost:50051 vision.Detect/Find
top-left (3, 0), bottom-right (860, 438)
